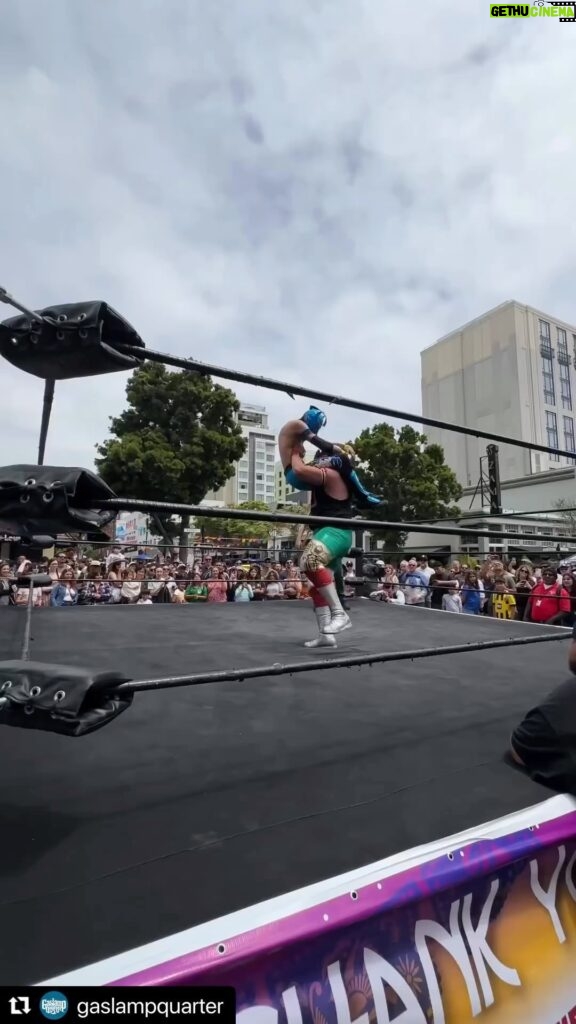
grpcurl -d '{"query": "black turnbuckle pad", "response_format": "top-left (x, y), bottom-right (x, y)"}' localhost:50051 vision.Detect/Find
top-left (0, 300), bottom-right (145, 380)
top-left (0, 465), bottom-right (117, 537)
top-left (0, 662), bottom-right (133, 736)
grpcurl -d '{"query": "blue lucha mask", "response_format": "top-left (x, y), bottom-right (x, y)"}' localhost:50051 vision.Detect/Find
top-left (301, 406), bottom-right (327, 435)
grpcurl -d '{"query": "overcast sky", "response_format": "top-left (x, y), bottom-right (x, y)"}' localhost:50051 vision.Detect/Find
top-left (2, 1), bottom-right (575, 471)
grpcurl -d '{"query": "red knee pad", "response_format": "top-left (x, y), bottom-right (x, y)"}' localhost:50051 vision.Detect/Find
top-left (306, 568), bottom-right (332, 589)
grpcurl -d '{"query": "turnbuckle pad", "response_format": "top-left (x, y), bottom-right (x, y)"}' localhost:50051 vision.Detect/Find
top-left (0, 662), bottom-right (133, 736)
top-left (0, 465), bottom-right (117, 537)
top-left (0, 300), bottom-right (145, 380)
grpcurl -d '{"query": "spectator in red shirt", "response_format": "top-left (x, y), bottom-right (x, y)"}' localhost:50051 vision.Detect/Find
top-left (523, 565), bottom-right (570, 625)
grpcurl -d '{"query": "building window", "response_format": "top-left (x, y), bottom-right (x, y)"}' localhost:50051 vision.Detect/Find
top-left (542, 357), bottom-right (556, 405)
top-left (540, 322), bottom-right (555, 401)
top-left (563, 415), bottom-right (576, 462)
top-left (559, 363), bottom-right (572, 410)
top-left (546, 410), bottom-right (560, 461)
top-left (539, 319), bottom-right (551, 344)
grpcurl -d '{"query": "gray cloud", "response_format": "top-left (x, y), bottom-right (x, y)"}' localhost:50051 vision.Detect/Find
top-left (1, 0), bottom-right (575, 471)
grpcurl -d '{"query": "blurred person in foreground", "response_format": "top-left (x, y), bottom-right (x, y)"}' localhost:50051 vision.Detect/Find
top-left (509, 678), bottom-right (576, 796)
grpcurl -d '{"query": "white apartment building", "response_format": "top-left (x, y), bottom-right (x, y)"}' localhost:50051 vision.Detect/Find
top-left (204, 403), bottom-right (277, 506)
top-left (421, 301), bottom-right (576, 488)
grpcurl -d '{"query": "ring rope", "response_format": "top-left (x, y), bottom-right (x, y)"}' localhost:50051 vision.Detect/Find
top-left (114, 631), bottom-right (571, 695)
top-left (94, 496), bottom-right (576, 547)
top-left (116, 343), bottom-right (576, 463)
top-left (2, 284), bottom-right (575, 462)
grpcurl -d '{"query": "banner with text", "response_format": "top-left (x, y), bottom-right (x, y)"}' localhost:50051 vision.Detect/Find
top-left (116, 814), bottom-right (576, 1023)
top-left (228, 842), bottom-right (576, 1024)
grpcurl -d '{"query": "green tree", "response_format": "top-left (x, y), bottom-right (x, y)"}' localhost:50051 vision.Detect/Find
top-left (96, 363), bottom-right (246, 555)
top-left (198, 501), bottom-right (275, 543)
top-left (351, 423), bottom-right (462, 555)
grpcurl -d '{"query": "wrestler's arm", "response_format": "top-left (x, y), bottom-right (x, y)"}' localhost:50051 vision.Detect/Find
top-left (297, 425), bottom-right (340, 455)
top-left (290, 451), bottom-right (327, 485)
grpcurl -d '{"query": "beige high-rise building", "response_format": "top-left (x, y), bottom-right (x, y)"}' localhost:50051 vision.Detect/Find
top-left (203, 403), bottom-right (277, 506)
top-left (421, 301), bottom-right (576, 487)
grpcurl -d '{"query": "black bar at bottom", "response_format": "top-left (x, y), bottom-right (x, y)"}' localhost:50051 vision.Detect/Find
top-left (0, 987), bottom-right (235, 1024)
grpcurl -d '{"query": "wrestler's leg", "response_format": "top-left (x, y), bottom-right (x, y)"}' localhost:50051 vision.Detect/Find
top-left (303, 600), bottom-right (337, 649)
top-left (333, 562), bottom-right (350, 611)
top-left (300, 527), bottom-right (353, 634)
top-left (284, 466), bottom-right (310, 492)
top-left (302, 574), bottom-right (337, 647)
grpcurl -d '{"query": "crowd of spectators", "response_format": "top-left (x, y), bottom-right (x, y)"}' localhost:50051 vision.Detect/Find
top-left (0, 549), bottom-right (333, 607)
top-left (1, 548), bottom-right (575, 627)
top-left (366, 554), bottom-right (576, 625)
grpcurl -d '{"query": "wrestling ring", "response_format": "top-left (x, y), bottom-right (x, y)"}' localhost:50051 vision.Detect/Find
top-left (1, 286), bottom-right (575, 1023)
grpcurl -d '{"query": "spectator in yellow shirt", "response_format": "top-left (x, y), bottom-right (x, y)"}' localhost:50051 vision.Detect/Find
top-left (490, 578), bottom-right (517, 620)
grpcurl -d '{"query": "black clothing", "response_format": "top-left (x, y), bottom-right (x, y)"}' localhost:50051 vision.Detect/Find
top-left (511, 678), bottom-right (576, 795)
top-left (310, 475), bottom-right (353, 519)
top-left (514, 581), bottom-right (533, 620)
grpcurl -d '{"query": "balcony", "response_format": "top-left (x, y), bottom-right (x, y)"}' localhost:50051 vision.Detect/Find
top-left (540, 342), bottom-right (555, 359)
top-left (558, 349), bottom-right (570, 365)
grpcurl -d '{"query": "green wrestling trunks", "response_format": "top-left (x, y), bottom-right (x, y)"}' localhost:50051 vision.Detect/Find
top-left (312, 525), bottom-right (354, 566)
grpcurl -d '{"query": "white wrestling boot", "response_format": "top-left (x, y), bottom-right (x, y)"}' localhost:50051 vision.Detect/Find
top-left (318, 582), bottom-right (352, 635)
top-left (304, 607), bottom-right (337, 648)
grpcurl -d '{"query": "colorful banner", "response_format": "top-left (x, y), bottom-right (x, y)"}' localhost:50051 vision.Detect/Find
top-left (112, 811), bottom-right (576, 1024)
top-left (224, 842), bottom-right (576, 1024)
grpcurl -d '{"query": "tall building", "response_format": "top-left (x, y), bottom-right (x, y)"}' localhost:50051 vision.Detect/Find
top-left (275, 461), bottom-right (288, 505)
top-left (204, 403), bottom-right (277, 506)
top-left (421, 301), bottom-right (576, 487)
top-left (275, 460), bottom-right (303, 505)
